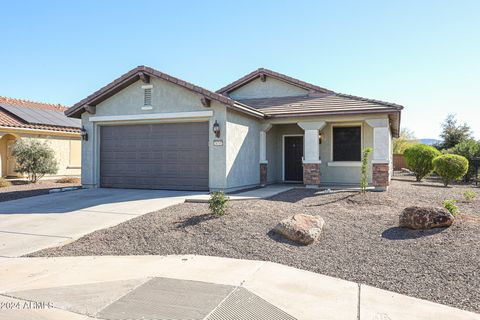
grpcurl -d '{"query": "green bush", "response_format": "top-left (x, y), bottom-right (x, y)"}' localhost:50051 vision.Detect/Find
top-left (443, 199), bottom-right (459, 216)
top-left (449, 139), bottom-right (480, 182)
top-left (0, 178), bottom-right (11, 188)
top-left (463, 189), bottom-right (477, 202)
top-left (208, 191), bottom-right (229, 216)
top-left (360, 147), bottom-right (372, 193)
top-left (433, 154), bottom-right (469, 186)
top-left (404, 144), bottom-right (441, 181)
top-left (11, 139), bottom-right (58, 183)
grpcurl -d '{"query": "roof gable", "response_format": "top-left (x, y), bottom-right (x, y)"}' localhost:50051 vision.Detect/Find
top-left (216, 68), bottom-right (334, 96)
top-left (66, 66), bottom-right (263, 119)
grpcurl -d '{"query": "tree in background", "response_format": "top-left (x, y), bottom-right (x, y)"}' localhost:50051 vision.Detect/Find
top-left (11, 139), bottom-right (58, 183)
top-left (438, 114), bottom-right (473, 149)
top-left (393, 128), bottom-right (418, 154)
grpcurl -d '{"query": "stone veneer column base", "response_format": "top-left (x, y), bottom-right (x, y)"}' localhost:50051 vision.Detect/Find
top-left (373, 163), bottom-right (390, 191)
top-left (260, 163), bottom-right (268, 187)
top-left (303, 163), bottom-right (320, 187)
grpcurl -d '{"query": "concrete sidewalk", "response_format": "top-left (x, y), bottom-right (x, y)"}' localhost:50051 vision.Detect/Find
top-left (0, 255), bottom-right (478, 320)
top-left (0, 189), bottom-right (204, 257)
top-left (186, 184), bottom-right (294, 202)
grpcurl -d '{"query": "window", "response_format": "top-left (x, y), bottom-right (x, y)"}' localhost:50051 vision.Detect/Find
top-left (69, 140), bottom-right (81, 167)
top-left (332, 126), bottom-right (361, 161)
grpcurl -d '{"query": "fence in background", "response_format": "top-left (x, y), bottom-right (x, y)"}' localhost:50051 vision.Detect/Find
top-left (393, 154), bottom-right (406, 171)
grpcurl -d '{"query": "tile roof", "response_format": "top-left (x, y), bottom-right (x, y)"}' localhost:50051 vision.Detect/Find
top-left (66, 66), bottom-right (264, 119)
top-left (237, 93), bottom-right (403, 117)
top-left (0, 96), bottom-right (81, 133)
top-left (217, 68), bottom-right (334, 95)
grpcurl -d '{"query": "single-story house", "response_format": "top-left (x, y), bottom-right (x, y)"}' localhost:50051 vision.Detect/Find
top-left (0, 97), bottom-right (81, 178)
top-left (66, 66), bottom-right (402, 191)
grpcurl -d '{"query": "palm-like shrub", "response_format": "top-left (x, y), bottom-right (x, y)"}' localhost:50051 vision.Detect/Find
top-left (433, 154), bottom-right (469, 187)
top-left (404, 144), bottom-right (441, 181)
top-left (11, 139), bottom-right (58, 183)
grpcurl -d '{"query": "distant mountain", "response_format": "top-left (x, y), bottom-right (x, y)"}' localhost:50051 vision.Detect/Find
top-left (419, 138), bottom-right (441, 145)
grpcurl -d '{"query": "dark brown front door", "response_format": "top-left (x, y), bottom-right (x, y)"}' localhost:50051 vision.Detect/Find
top-left (100, 122), bottom-right (209, 191)
top-left (284, 136), bottom-right (303, 181)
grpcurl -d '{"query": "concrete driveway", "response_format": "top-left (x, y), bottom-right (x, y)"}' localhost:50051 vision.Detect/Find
top-left (0, 188), bottom-right (204, 257)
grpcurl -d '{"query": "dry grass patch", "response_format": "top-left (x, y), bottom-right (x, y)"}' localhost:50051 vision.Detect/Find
top-left (0, 178), bottom-right (11, 188)
top-left (56, 177), bottom-right (81, 184)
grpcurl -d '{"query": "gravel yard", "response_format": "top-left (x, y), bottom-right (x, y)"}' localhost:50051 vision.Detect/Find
top-left (30, 177), bottom-right (480, 313)
top-left (0, 180), bottom-right (80, 202)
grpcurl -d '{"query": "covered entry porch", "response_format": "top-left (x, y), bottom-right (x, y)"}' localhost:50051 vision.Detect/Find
top-left (258, 118), bottom-right (392, 190)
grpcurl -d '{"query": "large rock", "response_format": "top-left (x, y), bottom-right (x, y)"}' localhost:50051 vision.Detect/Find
top-left (399, 206), bottom-right (454, 230)
top-left (274, 214), bottom-right (325, 245)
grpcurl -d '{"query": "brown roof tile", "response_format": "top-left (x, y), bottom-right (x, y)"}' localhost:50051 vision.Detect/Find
top-left (216, 68), bottom-right (334, 95)
top-left (0, 96), bottom-right (80, 133)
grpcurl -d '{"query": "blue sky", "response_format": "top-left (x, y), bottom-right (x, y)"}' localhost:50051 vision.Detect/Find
top-left (1, 0), bottom-right (478, 139)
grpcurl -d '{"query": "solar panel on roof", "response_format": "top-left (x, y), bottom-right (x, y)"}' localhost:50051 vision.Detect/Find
top-left (0, 103), bottom-right (81, 128)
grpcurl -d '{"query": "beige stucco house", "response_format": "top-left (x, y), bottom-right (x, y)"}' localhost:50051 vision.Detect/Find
top-left (0, 97), bottom-right (81, 178)
top-left (66, 66), bottom-right (402, 192)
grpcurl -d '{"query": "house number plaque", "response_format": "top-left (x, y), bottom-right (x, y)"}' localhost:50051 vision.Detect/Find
top-left (213, 139), bottom-right (223, 146)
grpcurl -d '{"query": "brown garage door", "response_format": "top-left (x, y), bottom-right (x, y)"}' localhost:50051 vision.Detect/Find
top-left (100, 122), bottom-right (209, 190)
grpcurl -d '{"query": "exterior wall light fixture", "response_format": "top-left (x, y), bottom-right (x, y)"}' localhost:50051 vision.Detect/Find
top-left (213, 120), bottom-right (220, 138)
top-left (81, 126), bottom-right (88, 141)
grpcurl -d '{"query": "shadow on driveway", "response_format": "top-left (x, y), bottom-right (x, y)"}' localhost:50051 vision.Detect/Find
top-left (0, 188), bottom-right (205, 215)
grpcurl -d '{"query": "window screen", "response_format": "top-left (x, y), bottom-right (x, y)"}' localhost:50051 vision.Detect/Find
top-left (333, 126), bottom-right (361, 161)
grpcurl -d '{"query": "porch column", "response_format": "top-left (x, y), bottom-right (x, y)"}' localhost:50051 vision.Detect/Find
top-left (259, 124), bottom-right (272, 187)
top-left (298, 121), bottom-right (326, 188)
top-left (366, 118), bottom-right (391, 191)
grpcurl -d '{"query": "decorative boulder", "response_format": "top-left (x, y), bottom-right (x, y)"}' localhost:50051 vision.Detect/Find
top-left (274, 214), bottom-right (325, 245)
top-left (399, 206), bottom-right (454, 230)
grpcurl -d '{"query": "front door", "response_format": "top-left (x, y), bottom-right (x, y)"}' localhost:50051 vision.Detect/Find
top-left (284, 136), bottom-right (303, 181)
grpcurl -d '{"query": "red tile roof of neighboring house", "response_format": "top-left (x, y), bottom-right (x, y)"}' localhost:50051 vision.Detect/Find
top-left (0, 96), bottom-right (81, 133)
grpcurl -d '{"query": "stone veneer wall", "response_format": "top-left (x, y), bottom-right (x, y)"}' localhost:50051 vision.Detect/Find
top-left (373, 163), bottom-right (390, 190)
top-left (303, 163), bottom-right (320, 186)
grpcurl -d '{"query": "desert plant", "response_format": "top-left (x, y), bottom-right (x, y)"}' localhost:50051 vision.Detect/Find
top-left (360, 147), bottom-right (373, 193)
top-left (404, 144), bottom-right (441, 181)
top-left (11, 139), bottom-right (58, 183)
top-left (56, 177), bottom-right (81, 184)
top-left (463, 189), bottom-right (477, 202)
top-left (208, 191), bottom-right (229, 216)
top-left (432, 154), bottom-right (469, 187)
top-left (0, 177), bottom-right (11, 188)
top-left (443, 199), bottom-right (459, 216)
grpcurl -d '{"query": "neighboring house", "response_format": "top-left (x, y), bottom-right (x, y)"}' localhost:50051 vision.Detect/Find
top-left (66, 66), bottom-right (402, 192)
top-left (0, 97), bottom-right (81, 178)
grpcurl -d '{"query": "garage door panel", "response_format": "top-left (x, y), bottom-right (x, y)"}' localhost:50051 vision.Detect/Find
top-left (100, 122), bottom-right (209, 190)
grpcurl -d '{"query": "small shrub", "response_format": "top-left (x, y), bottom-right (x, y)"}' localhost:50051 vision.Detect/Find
top-left (432, 154), bottom-right (469, 187)
top-left (449, 139), bottom-right (480, 182)
top-left (11, 139), bottom-right (58, 183)
top-left (443, 199), bottom-right (459, 216)
top-left (463, 189), bottom-right (477, 202)
top-left (208, 191), bottom-right (229, 216)
top-left (360, 147), bottom-right (373, 193)
top-left (56, 177), bottom-right (81, 184)
top-left (404, 144), bottom-right (441, 181)
top-left (0, 178), bottom-right (11, 188)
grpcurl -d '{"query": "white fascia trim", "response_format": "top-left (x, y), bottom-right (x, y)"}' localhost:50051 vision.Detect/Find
top-left (89, 111), bottom-right (213, 122)
top-left (327, 161), bottom-right (362, 167)
top-left (372, 160), bottom-right (389, 164)
top-left (303, 160), bottom-right (322, 164)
